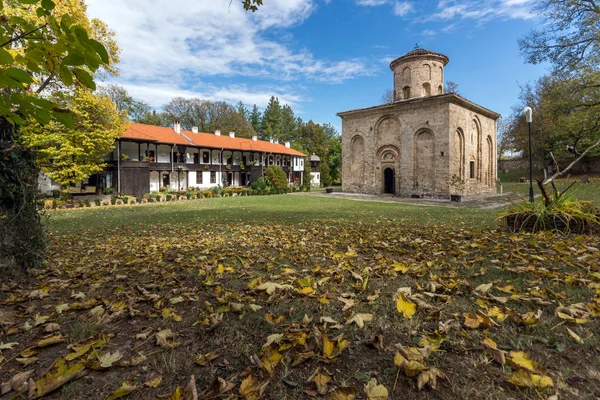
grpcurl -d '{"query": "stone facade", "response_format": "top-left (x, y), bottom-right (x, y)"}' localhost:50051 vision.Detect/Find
top-left (337, 49), bottom-right (501, 197)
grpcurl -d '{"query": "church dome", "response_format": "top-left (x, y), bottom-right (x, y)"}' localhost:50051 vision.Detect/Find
top-left (390, 48), bottom-right (449, 101)
top-left (389, 48), bottom-right (449, 70)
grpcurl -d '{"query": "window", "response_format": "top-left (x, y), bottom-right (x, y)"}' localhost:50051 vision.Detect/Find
top-left (202, 152), bottom-right (209, 164)
top-left (470, 161), bottom-right (475, 179)
top-left (210, 171), bottom-right (216, 184)
top-left (147, 150), bottom-right (155, 162)
top-left (196, 173), bottom-right (203, 185)
top-left (193, 153), bottom-right (199, 164)
top-left (226, 155), bottom-right (232, 165)
top-left (403, 86), bottom-right (410, 99)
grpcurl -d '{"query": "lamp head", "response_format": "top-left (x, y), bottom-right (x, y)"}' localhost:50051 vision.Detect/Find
top-left (523, 107), bottom-right (533, 123)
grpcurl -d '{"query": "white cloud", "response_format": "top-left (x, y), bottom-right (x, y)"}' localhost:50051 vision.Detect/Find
top-left (356, 0), bottom-right (389, 5)
top-left (110, 82), bottom-right (304, 110)
top-left (430, 0), bottom-right (534, 22)
top-left (86, 0), bottom-right (369, 106)
top-left (393, 1), bottom-right (414, 16)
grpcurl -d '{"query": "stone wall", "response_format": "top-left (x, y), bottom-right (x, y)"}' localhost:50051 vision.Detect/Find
top-left (340, 97), bottom-right (498, 197)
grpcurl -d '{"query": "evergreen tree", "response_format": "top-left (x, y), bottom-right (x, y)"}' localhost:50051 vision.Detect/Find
top-left (236, 101), bottom-right (249, 122)
top-left (261, 96), bottom-right (282, 141)
top-left (250, 104), bottom-right (262, 133)
top-left (280, 104), bottom-right (298, 143)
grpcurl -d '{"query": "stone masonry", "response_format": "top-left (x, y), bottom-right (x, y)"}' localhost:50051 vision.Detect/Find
top-left (337, 49), bottom-right (501, 197)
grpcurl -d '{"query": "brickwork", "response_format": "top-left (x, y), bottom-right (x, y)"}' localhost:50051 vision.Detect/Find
top-left (337, 49), bottom-right (500, 198)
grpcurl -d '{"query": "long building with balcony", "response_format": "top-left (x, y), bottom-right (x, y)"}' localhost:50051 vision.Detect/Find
top-left (41, 122), bottom-right (307, 198)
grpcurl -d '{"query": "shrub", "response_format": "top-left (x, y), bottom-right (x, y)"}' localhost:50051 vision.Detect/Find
top-left (155, 195), bottom-right (161, 202)
top-left (78, 200), bottom-right (84, 208)
top-left (160, 186), bottom-right (170, 193)
top-left (186, 192), bottom-right (192, 200)
top-left (122, 197), bottom-right (129, 205)
top-left (166, 194), bottom-right (173, 202)
top-left (94, 199), bottom-right (101, 206)
top-left (84, 200), bottom-right (91, 207)
top-left (264, 166), bottom-right (288, 191)
top-left (51, 189), bottom-right (61, 198)
top-left (251, 177), bottom-right (268, 191)
top-left (103, 187), bottom-right (114, 195)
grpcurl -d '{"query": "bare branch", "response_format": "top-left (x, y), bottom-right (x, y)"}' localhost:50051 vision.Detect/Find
top-left (543, 136), bottom-right (600, 185)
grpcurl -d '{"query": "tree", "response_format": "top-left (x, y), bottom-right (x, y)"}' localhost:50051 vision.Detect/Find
top-left (519, 0), bottom-right (600, 75)
top-left (21, 88), bottom-right (127, 188)
top-left (516, 0), bottom-right (600, 203)
top-left (236, 101), bottom-right (249, 122)
top-left (320, 159), bottom-right (331, 187)
top-left (98, 84), bottom-right (154, 123)
top-left (445, 81), bottom-right (460, 94)
top-left (1, 0), bottom-right (114, 272)
top-left (261, 96), bottom-right (282, 141)
top-left (250, 104), bottom-right (262, 133)
top-left (280, 104), bottom-right (297, 143)
top-left (327, 135), bottom-right (342, 184)
top-left (381, 89), bottom-right (394, 104)
top-left (162, 98), bottom-right (256, 138)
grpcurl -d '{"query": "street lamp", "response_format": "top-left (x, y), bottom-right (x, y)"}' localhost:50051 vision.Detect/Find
top-left (523, 107), bottom-right (534, 203)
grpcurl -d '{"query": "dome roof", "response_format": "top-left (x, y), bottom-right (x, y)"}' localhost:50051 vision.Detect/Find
top-left (309, 153), bottom-right (320, 162)
top-left (390, 48), bottom-right (449, 70)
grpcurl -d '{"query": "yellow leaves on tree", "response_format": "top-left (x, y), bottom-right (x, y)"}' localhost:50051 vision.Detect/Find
top-left (20, 88), bottom-right (127, 188)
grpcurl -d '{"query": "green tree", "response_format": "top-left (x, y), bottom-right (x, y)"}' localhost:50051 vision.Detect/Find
top-left (265, 166), bottom-right (288, 191)
top-left (21, 88), bottom-right (127, 188)
top-left (320, 159), bottom-right (331, 187)
top-left (261, 96), bottom-right (282, 140)
top-left (280, 104), bottom-right (297, 142)
top-left (250, 104), bottom-right (262, 133)
top-left (1, 0), bottom-right (114, 272)
top-left (98, 84), bottom-right (154, 123)
top-left (327, 135), bottom-right (342, 184)
top-left (236, 101), bottom-right (249, 121)
top-left (516, 0), bottom-right (600, 202)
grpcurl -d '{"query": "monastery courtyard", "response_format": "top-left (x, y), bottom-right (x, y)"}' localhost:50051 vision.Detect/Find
top-left (0, 184), bottom-right (597, 399)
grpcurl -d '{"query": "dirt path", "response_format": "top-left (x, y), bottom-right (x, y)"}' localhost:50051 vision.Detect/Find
top-left (294, 191), bottom-right (528, 209)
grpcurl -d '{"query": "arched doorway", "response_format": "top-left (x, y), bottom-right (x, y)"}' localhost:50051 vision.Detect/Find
top-left (384, 168), bottom-right (395, 194)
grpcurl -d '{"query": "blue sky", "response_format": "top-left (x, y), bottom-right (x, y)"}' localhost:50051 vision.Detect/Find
top-left (86, 0), bottom-right (549, 133)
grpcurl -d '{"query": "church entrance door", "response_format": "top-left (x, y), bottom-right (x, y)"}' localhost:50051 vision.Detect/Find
top-left (384, 168), bottom-right (395, 194)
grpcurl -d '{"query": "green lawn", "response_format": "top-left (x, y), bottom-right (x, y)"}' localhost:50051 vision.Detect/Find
top-left (47, 195), bottom-right (499, 236)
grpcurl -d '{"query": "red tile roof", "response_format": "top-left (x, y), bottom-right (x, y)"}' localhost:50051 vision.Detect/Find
top-left (121, 123), bottom-right (306, 157)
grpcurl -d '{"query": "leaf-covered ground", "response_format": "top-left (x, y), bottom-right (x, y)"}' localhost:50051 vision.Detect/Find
top-left (1, 197), bottom-right (600, 399)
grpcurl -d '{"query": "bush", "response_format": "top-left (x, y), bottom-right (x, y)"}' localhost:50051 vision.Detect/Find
top-left (78, 200), bottom-right (84, 208)
top-left (94, 199), bottom-right (101, 206)
top-left (155, 195), bottom-right (161, 202)
top-left (122, 197), bottom-right (129, 205)
top-left (51, 189), bottom-right (61, 198)
top-left (84, 200), bottom-right (91, 207)
top-left (265, 166), bottom-right (288, 191)
top-left (103, 187), bottom-right (114, 195)
top-left (166, 194), bottom-right (173, 201)
top-left (251, 177), bottom-right (268, 191)
top-left (160, 186), bottom-right (170, 193)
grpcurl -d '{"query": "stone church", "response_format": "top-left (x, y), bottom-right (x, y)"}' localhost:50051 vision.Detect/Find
top-left (337, 49), bottom-right (500, 197)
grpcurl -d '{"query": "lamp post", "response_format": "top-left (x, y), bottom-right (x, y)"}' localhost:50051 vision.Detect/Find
top-left (523, 107), bottom-right (534, 203)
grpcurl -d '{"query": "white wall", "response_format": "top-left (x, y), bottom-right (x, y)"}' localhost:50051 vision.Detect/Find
top-left (311, 172), bottom-right (320, 187)
top-left (157, 145), bottom-right (171, 163)
top-left (150, 171), bottom-right (160, 192)
top-left (38, 172), bottom-right (61, 195)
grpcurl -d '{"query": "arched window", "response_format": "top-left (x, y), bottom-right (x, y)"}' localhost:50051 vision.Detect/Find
top-left (422, 64), bottom-right (432, 80)
top-left (422, 82), bottom-right (431, 97)
top-left (403, 86), bottom-right (411, 99)
top-left (438, 85), bottom-right (443, 95)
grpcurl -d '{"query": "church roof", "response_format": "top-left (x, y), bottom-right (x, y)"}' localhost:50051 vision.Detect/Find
top-left (336, 93), bottom-right (501, 120)
top-left (390, 48), bottom-right (449, 70)
top-left (309, 153), bottom-right (320, 162)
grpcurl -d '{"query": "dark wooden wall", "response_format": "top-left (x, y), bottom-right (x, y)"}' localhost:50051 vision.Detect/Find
top-left (120, 168), bottom-right (150, 199)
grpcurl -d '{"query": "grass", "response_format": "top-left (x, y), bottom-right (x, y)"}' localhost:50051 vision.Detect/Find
top-left (46, 194), bottom-right (499, 236)
top-left (1, 192), bottom-right (598, 399)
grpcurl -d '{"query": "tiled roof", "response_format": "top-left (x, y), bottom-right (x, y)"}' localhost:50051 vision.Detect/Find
top-left (121, 123), bottom-right (306, 157)
top-left (390, 48), bottom-right (449, 69)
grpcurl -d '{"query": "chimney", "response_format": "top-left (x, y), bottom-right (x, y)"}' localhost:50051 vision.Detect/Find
top-left (229, 131), bottom-right (235, 138)
top-left (215, 130), bottom-right (221, 136)
top-left (285, 142), bottom-right (290, 148)
top-left (192, 126), bottom-right (198, 134)
top-left (174, 121), bottom-right (181, 134)
top-left (252, 136), bottom-right (258, 141)
top-left (274, 139), bottom-right (279, 144)
top-left (269, 139), bottom-right (274, 143)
